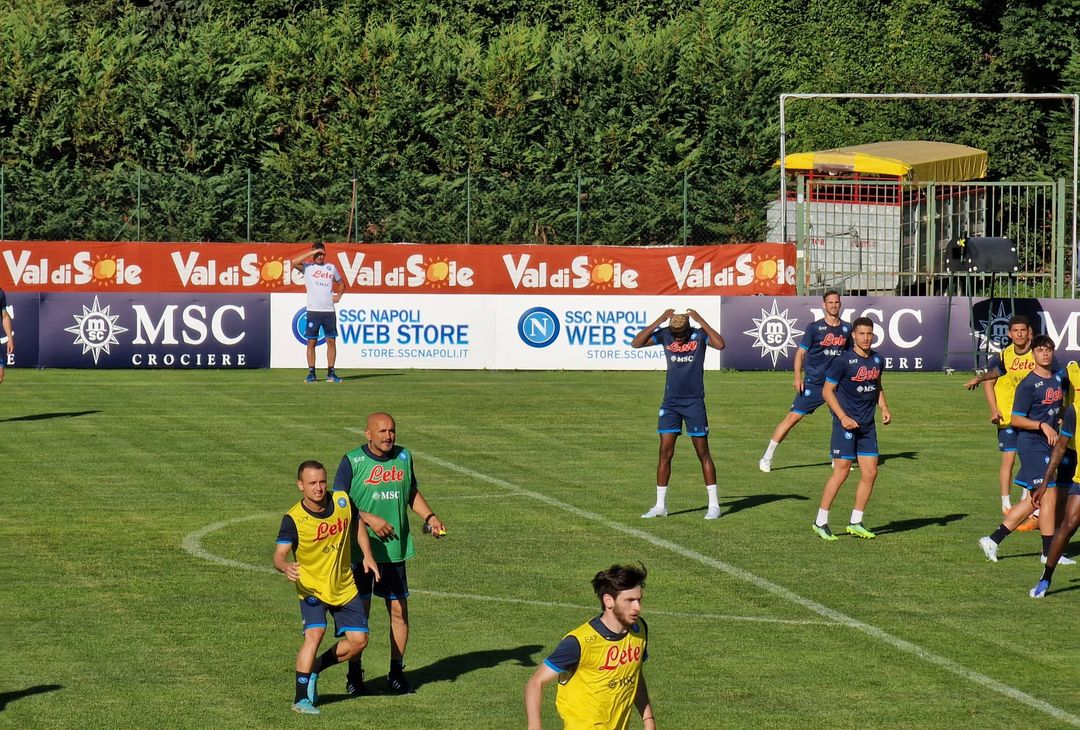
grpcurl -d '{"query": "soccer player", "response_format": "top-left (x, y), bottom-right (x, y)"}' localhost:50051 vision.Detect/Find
top-left (524, 564), bottom-right (655, 730)
top-left (977, 335), bottom-right (1077, 565)
top-left (759, 290), bottom-right (849, 473)
top-left (334, 412), bottom-right (446, 695)
top-left (811, 317), bottom-right (892, 540)
top-left (632, 309), bottom-right (726, 520)
top-left (0, 286), bottom-right (14, 384)
top-left (963, 315), bottom-right (1039, 523)
top-left (1030, 370), bottom-right (1080, 597)
top-left (274, 461), bottom-right (380, 715)
top-left (289, 242), bottom-right (345, 383)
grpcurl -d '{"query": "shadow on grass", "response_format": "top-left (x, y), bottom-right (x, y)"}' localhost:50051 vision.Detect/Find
top-left (668, 494), bottom-right (809, 518)
top-left (0, 684), bottom-right (63, 711)
top-left (765, 451), bottom-right (918, 471)
top-left (871, 513), bottom-right (967, 535)
top-left (318, 644), bottom-right (543, 704)
top-left (878, 451), bottom-right (918, 465)
top-left (0, 410), bottom-right (100, 423)
top-left (340, 373), bottom-right (404, 381)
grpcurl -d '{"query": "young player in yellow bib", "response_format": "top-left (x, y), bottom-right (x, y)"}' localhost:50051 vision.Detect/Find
top-left (274, 461), bottom-right (380, 715)
top-left (524, 564), bottom-right (655, 730)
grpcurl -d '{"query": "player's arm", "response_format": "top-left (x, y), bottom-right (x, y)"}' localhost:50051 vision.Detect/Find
top-left (981, 380), bottom-right (1003, 423)
top-left (792, 347), bottom-right (807, 392)
top-left (634, 674), bottom-right (656, 729)
top-left (823, 379), bottom-right (857, 431)
top-left (1009, 413), bottom-right (1057, 446)
top-left (288, 248), bottom-right (313, 267)
top-left (631, 309), bottom-right (674, 349)
top-left (331, 267), bottom-right (345, 302)
top-left (352, 503), bottom-right (381, 581)
top-left (965, 355), bottom-right (1003, 390)
top-left (2, 309), bottom-right (13, 355)
top-left (273, 515), bottom-right (300, 581)
top-left (877, 379), bottom-right (891, 425)
top-left (524, 662), bottom-right (559, 730)
top-left (686, 308), bottom-right (724, 350)
top-left (409, 483), bottom-right (445, 536)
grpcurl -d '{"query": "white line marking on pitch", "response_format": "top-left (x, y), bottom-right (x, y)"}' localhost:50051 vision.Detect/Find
top-left (181, 514), bottom-right (830, 626)
top-left (411, 449), bottom-right (1080, 727)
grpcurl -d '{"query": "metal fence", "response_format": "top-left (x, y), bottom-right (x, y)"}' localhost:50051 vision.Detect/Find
top-left (0, 164), bottom-right (722, 247)
top-left (766, 177), bottom-right (1070, 298)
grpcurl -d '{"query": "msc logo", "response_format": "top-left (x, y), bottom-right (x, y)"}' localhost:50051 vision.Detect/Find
top-left (517, 307), bottom-right (560, 348)
top-left (743, 300), bottom-right (804, 366)
top-left (974, 301), bottom-right (1013, 352)
top-left (65, 296), bottom-right (129, 364)
top-left (291, 308), bottom-right (327, 346)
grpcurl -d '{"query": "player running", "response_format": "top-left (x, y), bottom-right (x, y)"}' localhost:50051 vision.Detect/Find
top-left (759, 290), bottom-right (849, 473)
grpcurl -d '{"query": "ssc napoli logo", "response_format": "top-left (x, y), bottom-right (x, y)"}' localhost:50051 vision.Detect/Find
top-left (337, 496), bottom-right (347, 508)
top-left (803, 388), bottom-right (811, 396)
top-left (845, 432), bottom-right (853, 440)
top-left (743, 300), bottom-right (804, 366)
top-left (291, 309), bottom-right (327, 346)
top-left (517, 307), bottom-right (560, 348)
top-left (398, 451), bottom-right (408, 461)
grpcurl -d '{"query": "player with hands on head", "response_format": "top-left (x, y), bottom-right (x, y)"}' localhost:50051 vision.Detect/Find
top-left (632, 308), bottom-right (726, 520)
top-left (290, 242), bottom-right (345, 383)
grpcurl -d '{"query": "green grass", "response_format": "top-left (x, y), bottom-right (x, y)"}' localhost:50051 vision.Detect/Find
top-left (1, 369), bottom-right (1078, 729)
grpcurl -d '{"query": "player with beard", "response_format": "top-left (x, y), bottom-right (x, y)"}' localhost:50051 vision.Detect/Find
top-left (632, 309), bottom-right (726, 520)
top-left (812, 317), bottom-right (892, 541)
top-left (525, 564), bottom-right (655, 730)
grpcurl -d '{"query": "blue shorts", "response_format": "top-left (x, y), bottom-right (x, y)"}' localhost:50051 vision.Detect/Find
top-left (997, 427), bottom-right (1018, 452)
top-left (830, 420), bottom-right (878, 461)
top-left (354, 561), bottom-right (409, 601)
top-left (305, 310), bottom-right (338, 339)
top-left (298, 592), bottom-right (369, 637)
top-left (1069, 482), bottom-right (1080, 498)
top-left (1015, 442), bottom-right (1052, 490)
top-left (657, 400), bottom-right (709, 437)
top-left (790, 384), bottom-right (826, 416)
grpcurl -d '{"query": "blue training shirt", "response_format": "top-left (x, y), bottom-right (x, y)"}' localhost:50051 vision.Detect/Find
top-left (1012, 367), bottom-right (1066, 452)
top-left (824, 348), bottom-right (883, 428)
top-left (799, 318), bottom-right (850, 386)
top-left (651, 327), bottom-right (708, 402)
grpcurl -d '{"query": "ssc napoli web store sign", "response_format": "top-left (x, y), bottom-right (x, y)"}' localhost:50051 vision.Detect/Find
top-left (269, 293), bottom-right (495, 370)
top-left (39, 293), bottom-right (269, 368)
top-left (495, 295), bottom-right (721, 370)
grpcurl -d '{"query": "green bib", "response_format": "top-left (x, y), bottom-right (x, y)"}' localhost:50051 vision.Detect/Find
top-left (344, 445), bottom-right (415, 564)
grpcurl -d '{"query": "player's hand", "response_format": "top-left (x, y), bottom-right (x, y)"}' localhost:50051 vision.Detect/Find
top-left (686, 308), bottom-right (700, 322)
top-left (284, 562), bottom-right (300, 582)
top-left (840, 415), bottom-right (859, 430)
top-left (5, 339), bottom-right (12, 355)
top-left (427, 515), bottom-right (446, 539)
top-left (963, 377), bottom-right (980, 390)
top-left (880, 407), bottom-right (892, 425)
top-left (1031, 485), bottom-right (1046, 508)
top-left (365, 514), bottom-right (395, 539)
top-left (661, 308), bottom-right (675, 322)
top-left (1042, 422), bottom-right (1058, 447)
top-left (793, 376), bottom-right (804, 393)
top-left (362, 556), bottom-right (381, 582)
top-left (990, 412), bottom-right (1002, 425)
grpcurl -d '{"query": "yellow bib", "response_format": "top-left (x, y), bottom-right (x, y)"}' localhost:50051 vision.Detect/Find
top-left (994, 345), bottom-right (1036, 426)
top-left (555, 620), bottom-right (647, 730)
top-left (287, 495), bottom-right (357, 606)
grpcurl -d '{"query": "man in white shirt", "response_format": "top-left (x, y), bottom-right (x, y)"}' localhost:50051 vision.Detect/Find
top-left (290, 243), bottom-right (346, 383)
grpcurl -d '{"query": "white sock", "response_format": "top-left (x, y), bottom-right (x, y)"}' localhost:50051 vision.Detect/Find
top-left (816, 508), bottom-right (829, 526)
top-left (654, 486), bottom-right (668, 510)
top-left (850, 509), bottom-right (864, 525)
top-left (1001, 495), bottom-right (1011, 510)
top-left (705, 484), bottom-right (719, 509)
top-left (763, 440), bottom-right (779, 460)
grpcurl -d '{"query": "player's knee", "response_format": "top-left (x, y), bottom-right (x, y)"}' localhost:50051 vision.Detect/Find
top-left (343, 632), bottom-right (368, 657)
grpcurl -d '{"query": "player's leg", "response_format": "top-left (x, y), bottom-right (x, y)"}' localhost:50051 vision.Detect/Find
top-left (293, 600), bottom-right (328, 713)
top-left (1032, 491), bottom-right (1080, 597)
top-left (643, 408), bottom-right (680, 518)
top-left (0, 362), bottom-right (5, 384)
top-left (323, 313), bottom-right (341, 382)
top-left (345, 565), bottom-right (378, 695)
top-left (312, 594), bottom-right (370, 673)
top-left (998, 446), bottom-right (1016, 512)
top-left (690, 435), bottom-right (721, 519)
top-left (761, 389), bottom-right (819, 472)
top-left (305, 339), bottom-right (318, 381)
top-left (381, 563), bottom-right (414, 693)
top-left (842, 426), bottom-right (879, 538)
top-left (979, 467), bottom-right (1039, 562)
top-left (813, 421), bottom-right (854, 540)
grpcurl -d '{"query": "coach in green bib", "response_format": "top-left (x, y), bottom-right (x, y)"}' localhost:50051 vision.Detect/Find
top-left (333, 411), bottom-right (446, 696)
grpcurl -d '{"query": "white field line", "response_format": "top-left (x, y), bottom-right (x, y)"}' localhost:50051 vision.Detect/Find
top-left (408, 447), bottom-right (1080, 727)
top-left (181, 513), bottom-right (830, 626)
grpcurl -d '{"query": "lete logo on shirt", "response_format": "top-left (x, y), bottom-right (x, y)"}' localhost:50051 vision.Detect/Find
top-left (364, 464), bottom-right (405, 485)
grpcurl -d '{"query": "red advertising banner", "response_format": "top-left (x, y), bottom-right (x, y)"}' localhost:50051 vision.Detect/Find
top-left (0, 241), bottom-right (796, 295)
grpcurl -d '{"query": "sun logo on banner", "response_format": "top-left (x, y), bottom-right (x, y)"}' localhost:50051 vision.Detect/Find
top-left (255, 256), bottom-right (286, 287)
top-left (90, 255), bottom-right (120, 286)
top-left (743, 300), bottom-right (804, 366)
top-left (64, 296), bottom-right (129, 364)
top-left (587, 258), bottom-right (617, 290)
top-left (422, 257), bottom-right (452, 288)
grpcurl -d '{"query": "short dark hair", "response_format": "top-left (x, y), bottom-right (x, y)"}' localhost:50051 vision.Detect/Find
top-left (1008, 315), bottom-right (1030, 328)
top-left (312, 242), bottom-right (326, 253)
top-left (823, 290), bottom-right (841, 300)
top-left (1031, 334), bottom-right (1055, 350)
top-left (297, 460), bottom-right (326, 480)
top-left (851, 316), bottom-right (874, 331)
top-left (592, 563), bottom-right (647, 604)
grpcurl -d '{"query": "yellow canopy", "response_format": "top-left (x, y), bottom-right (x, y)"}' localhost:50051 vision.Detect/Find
top-left (779, 141), bottom-right (988, 181)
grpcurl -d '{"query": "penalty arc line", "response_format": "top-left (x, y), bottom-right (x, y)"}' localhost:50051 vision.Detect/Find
top-left (180, 513), bottom-right (831, 626)
top-left (412, 449), bottom-right (1080, 727)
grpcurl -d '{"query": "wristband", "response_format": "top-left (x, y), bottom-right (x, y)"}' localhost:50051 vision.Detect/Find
top-left (423, 513), bottom-right (436, 525)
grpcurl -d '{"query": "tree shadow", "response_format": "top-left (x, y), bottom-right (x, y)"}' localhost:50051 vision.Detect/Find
top-left (668, 494), bottom-right (809, 518)
top-left (0, 684), bottom-right (63, 711)
top-left (318, 644), bottom-right (543, 704)
top-left (870, 513), bottom-right (967, 535)
top-left (0, 410), bottom-right (100, 423)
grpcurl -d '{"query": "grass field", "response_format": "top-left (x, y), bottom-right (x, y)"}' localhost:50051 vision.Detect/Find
top-left (2, 368), bottom-right (1079, 729)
